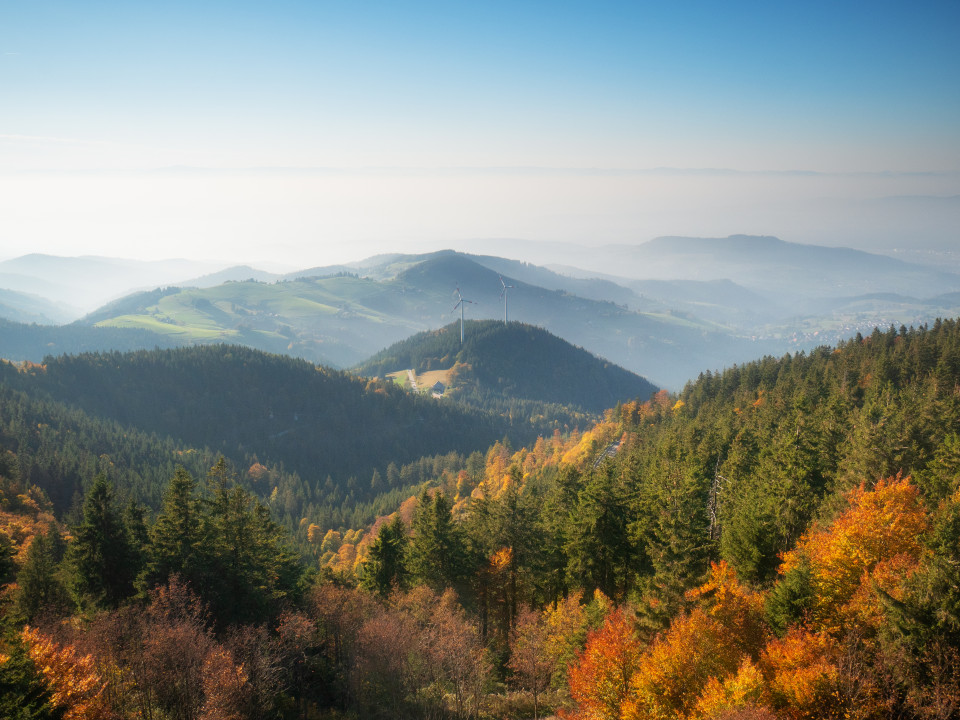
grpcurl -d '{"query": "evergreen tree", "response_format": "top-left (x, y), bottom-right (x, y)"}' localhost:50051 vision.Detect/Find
top-left (407, 489), bottom-right (468, 591)
top-left (68, 475), bottom-right (138, 608)
top-left (566, 462), bottom-right (637, 602)
top-left (14, 526), bottom-right (70, 622)
top-left (359, 515), bottom-right (409, 596)
top-left (142, 466), bottom-right (205, 591)
top-left (203, 458), bottom-right (303, 624)
top-left (636, 461), bottom-right (710, 630)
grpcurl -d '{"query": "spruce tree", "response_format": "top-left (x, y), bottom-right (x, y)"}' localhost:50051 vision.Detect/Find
top-left (68, 475), bottom-right (138, 608)
top-left (142, 466), bottom-right (205, 591)
top-left (407, 489), bottom-right (468, 590)
top-left (566, 462), bottom-right (636, 602)
top-left (359, 514), bottom-right (408, 596)
top-left (15, 525), bottom-right (70, 622)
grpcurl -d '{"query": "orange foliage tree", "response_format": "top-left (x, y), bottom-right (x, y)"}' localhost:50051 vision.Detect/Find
top-left (759, 627), bottom-right (843, 720)
top-left (565, 608), bottom-right (643, 720)
top-left (779, 474), bottom-right (928, 632)
top-left (622, 562), bottom-right (767, 720)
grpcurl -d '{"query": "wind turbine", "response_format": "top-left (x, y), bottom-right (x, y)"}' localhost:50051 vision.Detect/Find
top-left (452, 286), bottom-right (474, 344)
top-left (499, 275), bottom-right (515, 325)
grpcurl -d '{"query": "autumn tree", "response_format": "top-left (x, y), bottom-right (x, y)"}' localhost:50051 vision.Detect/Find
top-left (0, 634), bottom-right (63, 720)
top-left (21, 626), bottom-right (109, 720)
top-left (509, 607), bottom-right (552, 719)
top-left (623, 562), bottom-right (767, 720)
top-left (566, 608), bottom-right (643, 720)
top-left (779, 474), bottom-right (927, 632)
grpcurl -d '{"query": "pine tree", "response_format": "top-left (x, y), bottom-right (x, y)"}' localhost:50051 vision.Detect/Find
top-left (68, 475), bottom-right (138, 608)
top-left (14, 525), bottom-right (70, 622)
top-left (407, 490), bottom-right (468, 591)
top-left (359, 515), bottom-right (409, 596)
top-left (142, 466), bottom-right (205, 591)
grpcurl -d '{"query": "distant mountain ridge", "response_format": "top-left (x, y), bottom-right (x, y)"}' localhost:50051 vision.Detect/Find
top-left (43, 251), bottom-right (758, 388)
top-left (0, 287), bottom-right (77, 325)
top-left (579, 234), bottom-right (960, 299)
top-left (0, 254), bottom-right (226, 317)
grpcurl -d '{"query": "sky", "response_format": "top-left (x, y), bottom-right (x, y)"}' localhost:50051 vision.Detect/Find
top-left (1, 0), bottom-right (958, 268)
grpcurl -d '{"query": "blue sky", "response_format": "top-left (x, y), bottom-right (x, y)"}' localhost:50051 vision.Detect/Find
top-left (1, 1), bottom-right (958, 265)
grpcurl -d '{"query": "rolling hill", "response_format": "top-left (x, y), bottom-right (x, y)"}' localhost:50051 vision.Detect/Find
top-left (0, 345), bottom-right (517, 510)
top-left (8, 240), bottom-right (952, 391)
top-left (355, 320), bottom-right (659, 416)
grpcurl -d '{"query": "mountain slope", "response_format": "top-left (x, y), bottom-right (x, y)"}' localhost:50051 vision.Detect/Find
top-left (356, 320), bottom-right (659, 415)
top-left (4, 345), bottom-right (516, 490)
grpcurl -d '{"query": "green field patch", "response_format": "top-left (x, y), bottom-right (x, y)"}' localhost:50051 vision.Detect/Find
top-left (96, 315), bottom-right (232, 339)
top-left (275, 296), bottom-right (341, 316)
top-left (387, 370), bottom-right (410, 388)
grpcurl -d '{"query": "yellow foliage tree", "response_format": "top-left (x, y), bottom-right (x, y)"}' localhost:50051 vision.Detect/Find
top-left (22, 626), bottom-right (109, 720)
top-left (693, 659), bottom-right (765, 719)
top-left (623, 562), bottom-right (767, 720)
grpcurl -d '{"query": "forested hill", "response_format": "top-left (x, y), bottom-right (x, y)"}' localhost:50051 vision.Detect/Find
top-left (355, 320), bottom-right (659, 414)
top-left (0, 345), bottom-right (512, 495)
top-left (347, 318), bottom-right (960, 718)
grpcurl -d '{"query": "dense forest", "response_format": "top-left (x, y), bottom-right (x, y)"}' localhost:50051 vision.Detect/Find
top-left (3, 320), bottom-right (960, 718)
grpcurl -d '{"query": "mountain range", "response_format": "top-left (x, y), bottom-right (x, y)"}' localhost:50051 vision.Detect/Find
top-left (1, 236), bottom-right (959, 389)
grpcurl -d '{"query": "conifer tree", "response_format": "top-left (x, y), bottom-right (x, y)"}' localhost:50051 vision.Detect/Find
top-left (359, 515), bottom-right (409, 596)
top-left (407, 489), bottom-right (468, 591)
top-left (566, 462), bottom-right (636, 602)
top-left (142, 466), bottom-right (205, 591)
top-left (15, 525), bottom-right (70, 622)
top-left (68, 475), bottom-right (138, 608)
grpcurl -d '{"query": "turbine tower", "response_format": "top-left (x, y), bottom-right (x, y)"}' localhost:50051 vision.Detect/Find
top-left (452, 286), bottom-right (474, 344)
top-left (499, 275), bottom-right (515, 325)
